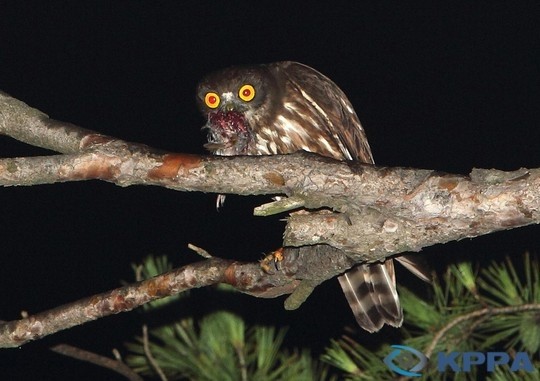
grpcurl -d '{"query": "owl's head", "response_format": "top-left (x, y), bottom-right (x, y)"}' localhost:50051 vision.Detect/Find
top-left (196, 64), bottom-right (281, 155)
top-left (196, 64), bottom-right (280, 117)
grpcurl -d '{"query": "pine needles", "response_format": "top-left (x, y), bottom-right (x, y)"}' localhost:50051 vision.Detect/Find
top-left (124, 253), bottom-right (540, 380)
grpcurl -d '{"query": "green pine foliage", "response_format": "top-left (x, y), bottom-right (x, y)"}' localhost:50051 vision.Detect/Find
top-left (125, 255), bottom-right (335, 380)
top-left (125, 311), bottom-right (335, 381)
top-left (125, 253), bottom-right (540, 380)
top-left (322, 252), bottom-right (540, 380)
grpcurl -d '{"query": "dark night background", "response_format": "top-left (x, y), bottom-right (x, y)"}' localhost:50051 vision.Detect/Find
top-left (1, 2), bottom-right (539, 379)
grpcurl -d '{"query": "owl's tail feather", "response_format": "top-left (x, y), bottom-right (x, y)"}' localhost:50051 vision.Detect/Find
top-left (338, 261), bottom-right (402, 333)
top-left (395, 255), bottom-right (432, 283)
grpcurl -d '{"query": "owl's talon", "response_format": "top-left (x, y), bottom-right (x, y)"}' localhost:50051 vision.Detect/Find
top-left (216, 194), bottom-right (226, 209)
top-left (260, 247), bottom-right (285, 274)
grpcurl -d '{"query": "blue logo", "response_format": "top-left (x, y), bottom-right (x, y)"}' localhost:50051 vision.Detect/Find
top-left (384, 345), bottom-right (428, 377)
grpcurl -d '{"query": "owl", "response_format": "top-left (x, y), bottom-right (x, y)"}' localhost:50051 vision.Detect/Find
top-left (197, 61), bottom-right (428, 332)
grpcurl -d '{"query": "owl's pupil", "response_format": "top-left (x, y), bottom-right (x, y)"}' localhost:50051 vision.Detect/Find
top-left (208, 96), bottom-right (217, 104)
top-left (242, 89), bottom-right (251, 97)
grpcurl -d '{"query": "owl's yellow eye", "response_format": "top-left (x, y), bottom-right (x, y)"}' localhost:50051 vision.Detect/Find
top-left (238, 84), bottom-right (255, 102)
top-left (204, 92), bottom-right (220, 109)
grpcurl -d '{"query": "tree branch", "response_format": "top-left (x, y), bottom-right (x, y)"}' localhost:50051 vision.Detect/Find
top-left (50, 344), bottom-right (144, 381)
top-left (0, 258), bottom-right (228, 348)
top-left (1, 91), bottom-right (539, 347)
top-left (2, 91), bottom-right (539, 260)
top-left (0, 247), bottom-right (355, 348)
top-left (424, 303), bottom-right (540, 358)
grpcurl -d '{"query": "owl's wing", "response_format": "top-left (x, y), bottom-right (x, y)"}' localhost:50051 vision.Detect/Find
top-left (272, 61), bottom-right (373, 163)
top-left (273, 61), bottom-right (431, 332)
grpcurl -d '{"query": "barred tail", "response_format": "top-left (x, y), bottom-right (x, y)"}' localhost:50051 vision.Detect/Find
top-left (338, 260), bottom-right (402, 332)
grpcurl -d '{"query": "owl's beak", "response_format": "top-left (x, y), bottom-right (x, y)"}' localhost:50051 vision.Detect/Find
top-left (222, 102), bottom-right (236, 112)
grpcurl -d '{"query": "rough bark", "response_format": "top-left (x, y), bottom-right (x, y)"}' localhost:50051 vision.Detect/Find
top-left (0, 91), bottom-right (538, 347)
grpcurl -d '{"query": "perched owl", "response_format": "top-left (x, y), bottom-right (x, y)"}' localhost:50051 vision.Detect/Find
top-left (197, 61), bottom-right (428, 332)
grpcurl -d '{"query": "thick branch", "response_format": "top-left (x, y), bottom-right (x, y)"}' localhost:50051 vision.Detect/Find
top-left (0, 91), bottom-right (98, 154)
top-left (3, 145), bottom-right (538, 264)
top-left (284, 166), bottom-right (540, 261)
top-left (1, 91), bottom-right (539, 274)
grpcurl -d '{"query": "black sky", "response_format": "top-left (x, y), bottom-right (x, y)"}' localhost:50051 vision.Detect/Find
top-left (1, 2), bottom-right (540, 380)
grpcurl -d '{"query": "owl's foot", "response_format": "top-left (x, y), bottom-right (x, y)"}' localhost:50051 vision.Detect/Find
top-left (260, 247), bottom-right (299, 275)
top-left (260, 247), bottom-right (284, 274)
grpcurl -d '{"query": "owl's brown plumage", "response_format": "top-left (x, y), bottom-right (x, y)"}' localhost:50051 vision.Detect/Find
top-left (197, 61), bottom-right (428, 332)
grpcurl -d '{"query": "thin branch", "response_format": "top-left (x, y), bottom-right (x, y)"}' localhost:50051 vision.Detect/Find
top-left (424, 303), bottom-right (540, 358)
top-left (50, 344), bottom-right (144, 381)
top-left (235, 343), bottom-right (248, 381)
top-left (188, 243), bottom-right (213, 258)
top-left (0, 258), bottom-right (232, 348)
top-left (142, 324), bottom-right (168, 381)
top-left (0, 247), bottom-right (354, 348)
